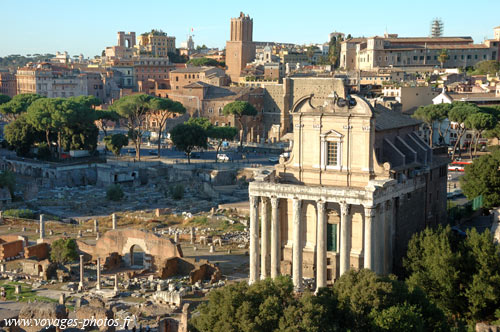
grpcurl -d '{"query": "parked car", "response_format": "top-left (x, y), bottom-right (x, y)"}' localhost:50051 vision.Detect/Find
top-left (217, 153), bottom-right (230, 162)
top-left (268, 156), bottom-right (279, 163)
top-left (148, 150), bottom-right (158, 156)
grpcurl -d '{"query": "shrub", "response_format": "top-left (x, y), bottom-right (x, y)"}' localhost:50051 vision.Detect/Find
top-left (169, 184), bottom-right (184, 200)
top-left (3, 209), bottom-right (35, 219)
top-left (50, 238), bottom-right (78, 264)
top-left (36, 142), bottom-right (52, 160)
top-left (0, 169), bottom-right (15, 197)
top-left (106, 184), bottom-right (124, 201)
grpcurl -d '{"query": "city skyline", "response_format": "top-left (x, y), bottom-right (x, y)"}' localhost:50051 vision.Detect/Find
top-left (0, 0), bottom-right (499, 57)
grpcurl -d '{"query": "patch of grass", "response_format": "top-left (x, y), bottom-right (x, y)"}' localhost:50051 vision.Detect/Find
top-left (0, 281), bottom-right (57, 303)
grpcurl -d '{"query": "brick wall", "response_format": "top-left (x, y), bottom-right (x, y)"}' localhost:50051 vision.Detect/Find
top-left (24, 243), bottom-right (50, 260)
top-left (0, 240), bottom-right (24, 260)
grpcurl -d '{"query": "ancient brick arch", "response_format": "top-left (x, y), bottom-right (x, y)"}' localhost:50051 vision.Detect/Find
top-left (93, 229), bottom-right (183, 272)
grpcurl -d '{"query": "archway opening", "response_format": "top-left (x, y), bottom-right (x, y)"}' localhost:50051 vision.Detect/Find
top-left (130, 244), bottom-right (144, 268)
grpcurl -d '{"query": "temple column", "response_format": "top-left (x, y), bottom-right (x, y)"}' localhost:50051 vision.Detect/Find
top-left (39, 214), bottom-right (45, 240)
top-left (260, 197), bottom-right (270, 279)
top-left (339, 202), bottom-right (351, 276)
top-left (112, 213), bottom-right (117, 230)
top-left (384, 200), bottom-right (394, 274)
top-left (375, 203), bottom-right (386, 274)
top-left (270, 196), bottom-right (280, 278)
top-left (363, 206), bottom-right (376, 270)
top-left (249, 195), bottom-right (260, 284)
top-left (78, 254), bottom-right (84, 291)
top-left (292, 197), bottom-right (302, 291)
top-left (316, 200), bottom-right (327, 291)
top-left (96, 258), bottom-right (101, 290)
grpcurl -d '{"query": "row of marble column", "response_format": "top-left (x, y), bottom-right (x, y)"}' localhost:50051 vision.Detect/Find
top-left (249, 195), bottom-right (394, 291)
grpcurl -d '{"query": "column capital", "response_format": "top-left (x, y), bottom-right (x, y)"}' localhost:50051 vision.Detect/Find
top-left (340, 202), bottom-right (350, 216)
top-left (316, 200), bottom-right (326, 211)
top-left (364, 205), bottom-right (376, 217)
top-left (270, 196), bottom-right (279, 208)
top-left (292, 197), bottom-right (301, 209)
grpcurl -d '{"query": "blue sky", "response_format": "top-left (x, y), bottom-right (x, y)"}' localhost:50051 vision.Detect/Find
top-left (1, 0), bottom-right (499, 57)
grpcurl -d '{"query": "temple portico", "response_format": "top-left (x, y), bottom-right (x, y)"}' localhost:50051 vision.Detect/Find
top-left (248, 169), bottom-right (431, 290)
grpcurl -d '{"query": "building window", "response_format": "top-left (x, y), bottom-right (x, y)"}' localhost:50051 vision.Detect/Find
top-left (327, 142), bottom-right (338, 165)
top-left (320, 130), bottom-right (343, 170)
top-left (327, 223), bottom-right (337, 252)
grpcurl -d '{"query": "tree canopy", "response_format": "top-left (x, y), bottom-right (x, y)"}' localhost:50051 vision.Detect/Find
top-left (187, 57), bottom-right (225, 67)
top-left (469, 60), bottom-right (500, 75)
top-left (4, 96), bottom-right (100, 158)
top-left (170, 122), bottom-right (207, 163)
top-left (190, 271), bottom-right (448, 332)
top-left (50, 238), bottom-right (79, 264)
top-left (404, 225), bottom-right (500, 325)
top-left (0, 93), bottom-right (44, 122)
top-left (186, 117), bottom-right (238, 161)
top-left (223, 101), bottom-right (258, 147)
top-left (104, 134), bottom-right (128, 156)
top-left (149, 97), bottom-right (186, 156)
top-left (448, 102), bottom-right (479, 160)
top-left (460, 149), bottom-right (500, 208)
top-left (109, 94), bottom-right (154, 160)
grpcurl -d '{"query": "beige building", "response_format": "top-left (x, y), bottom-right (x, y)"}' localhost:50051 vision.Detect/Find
top-left (138, 30), bottom-right (176, 57)
top-left (226, 12), bottom-right (256, 83)
top-left (341, 27), bottom-right (500, 70)
top-left (16, 63), bottom-right (89, 98)
top-left (105, 31), bottom-right (137, 60)
top-left (382, 86), bottom-right (438, 113)
top-left (0, 70), bottom-right (17, 97)
top-left (248, 88), bottom-right (447, 290)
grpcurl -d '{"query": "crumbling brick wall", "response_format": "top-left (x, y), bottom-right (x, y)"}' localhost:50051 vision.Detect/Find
top-left (24, 243), bottom-right (49, 260)
top-left (0, 240), bottom-right (23, 260)
top-left (158, 257), bottom-right (221, 284)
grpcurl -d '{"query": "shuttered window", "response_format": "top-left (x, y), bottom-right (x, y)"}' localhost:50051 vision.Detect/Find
top-left (327, 223), bottom-right (337, 252)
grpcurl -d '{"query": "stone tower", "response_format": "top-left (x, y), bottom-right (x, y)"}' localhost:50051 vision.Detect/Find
top-left (226, 12), bottom-right (256, 83)
top-left (117, 31), bottom-right (136, 48)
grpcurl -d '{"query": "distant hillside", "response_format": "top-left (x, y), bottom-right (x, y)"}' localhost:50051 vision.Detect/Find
top-left (0, 54), bottom-right (55, 69)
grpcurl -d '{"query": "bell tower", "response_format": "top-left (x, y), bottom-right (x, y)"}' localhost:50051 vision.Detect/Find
top-left (226, 12), bottom-right (256, 83)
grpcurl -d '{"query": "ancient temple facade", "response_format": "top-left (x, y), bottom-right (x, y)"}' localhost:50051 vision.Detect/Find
top-left (248, 88), bottom-right (448, 291)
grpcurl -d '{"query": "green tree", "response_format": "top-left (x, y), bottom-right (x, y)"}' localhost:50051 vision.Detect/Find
top-left (187, 57), bottom-right (224, 67)
top-left (170, 122), bottom-right (207, 163)
top-left (0, 94), bottom-right (11, 106)
top-left (149, 97), bottom-right (186, 157)
top-left (106, 184), bottom-right (124, 201)
top-left (438, 49), bottom-right (450, 68)
top-left (95, 108), bottom-right (120, 137)
top-left (448, 102), bottom-right (479, 160)
top-left (405, 225), bottom-right (500, 326)
top-left (50, 238), bottom-right (79, 264)
top-left (328, 35), bottom-right (343, 68)
top-left (334, 269), bottom-right (448, 332)
top-left (471, 60), bottom-right (500, 75)
top-left (222, 101), bottom-right (258, 148)
top-left (412, 105), bottom-right (441, 147)
top-left (0, 170), bottom-right (15, 198)
top-left (104, 134), bottom-right (128, 156)
top-left (0, 93), bottom-right (44, 122)
top-left (460, 150), bottom-right (500, 208)
top-left (186, 117), bottom-right (212, 130)
top-left (190, 276), bottom-right (342, 332)
top-left (208, 126), bottom-right (238, 162)
top-left (109, 94), bottom-right (154, 160)
top-left (3, 113), bottom-right (43, 156)
top-left (464, 112), bottom-right (496, 158)
top-left (306, 46), bottom-right (319, 63)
